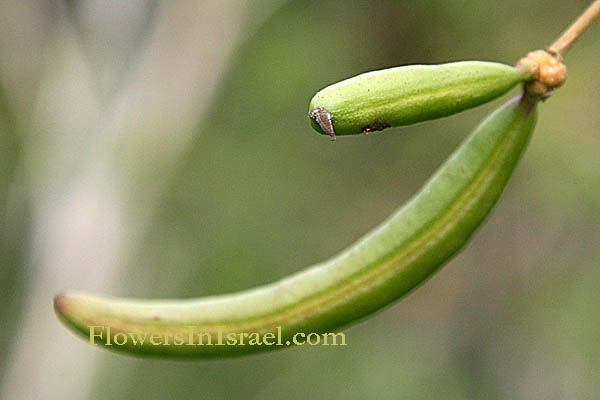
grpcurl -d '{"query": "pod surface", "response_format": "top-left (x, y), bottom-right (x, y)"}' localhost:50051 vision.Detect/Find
top-left (55, 95), bottom-right (537, 357)
top-left (309, 61), bottom-right (530, 136)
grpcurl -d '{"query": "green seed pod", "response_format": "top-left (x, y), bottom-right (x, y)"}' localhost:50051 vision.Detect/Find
top-left (309, 61), bottom-right (530, 139)
top-left (55, 94), bottom-right (537, 358)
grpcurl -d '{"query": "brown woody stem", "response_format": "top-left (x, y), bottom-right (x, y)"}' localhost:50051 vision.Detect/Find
top-left (548, 0), bottom-right (600, 58)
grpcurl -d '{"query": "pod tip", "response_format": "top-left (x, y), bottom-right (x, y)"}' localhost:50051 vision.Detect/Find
top-left (54, 291), bottom-right (79, 320)
top-left (309, 107), bottom-right (336, 140)
top-left (53, 292), bottom-right (74, 322)
top-left (53, 293), bottom-right (65, 313)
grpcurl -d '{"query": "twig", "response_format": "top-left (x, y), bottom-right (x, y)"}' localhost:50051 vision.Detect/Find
top-left (548, 0), bottom-right (600, 58)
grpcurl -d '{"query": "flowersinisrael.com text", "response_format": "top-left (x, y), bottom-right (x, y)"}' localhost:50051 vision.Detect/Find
top-left (88, 326), bottom-right (346, 347)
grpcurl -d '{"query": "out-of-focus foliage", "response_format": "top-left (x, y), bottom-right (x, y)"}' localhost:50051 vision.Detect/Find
top-left (0, 1), bottom-right (599, 399)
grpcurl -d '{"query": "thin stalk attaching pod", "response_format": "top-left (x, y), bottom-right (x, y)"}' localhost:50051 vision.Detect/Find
top-left (547, 0), bottom-right (600, 58)
top-left (515, 0), bottom-right (600, 98)
top-left (308, 61), bottom-right (531, 139)
top-left (55, 94), bottom-right (537, 358)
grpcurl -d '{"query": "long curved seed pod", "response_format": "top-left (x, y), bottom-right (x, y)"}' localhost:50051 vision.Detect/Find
top-left (55, 94), bottom-right (537, 357)
top-left (309, 61), bottom-right (531, 139)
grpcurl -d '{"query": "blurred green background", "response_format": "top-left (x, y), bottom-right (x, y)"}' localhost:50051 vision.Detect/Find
top-left (1, 0), bottom-right (599, 398)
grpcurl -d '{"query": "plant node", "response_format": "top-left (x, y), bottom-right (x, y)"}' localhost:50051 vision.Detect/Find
top-left (517, 50), bottom-right (567, 99)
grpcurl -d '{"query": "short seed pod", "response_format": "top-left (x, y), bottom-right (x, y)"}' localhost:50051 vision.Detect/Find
top-left (55, 94), bottom-right (537, 358)
top-left (308, 61), bottom-right (531, 138)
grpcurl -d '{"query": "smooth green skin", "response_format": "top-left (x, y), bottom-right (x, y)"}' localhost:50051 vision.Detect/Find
top-left (309, 61), bottom-right (530, 136)
top-left (55, 94), bottom-right (537, 358)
